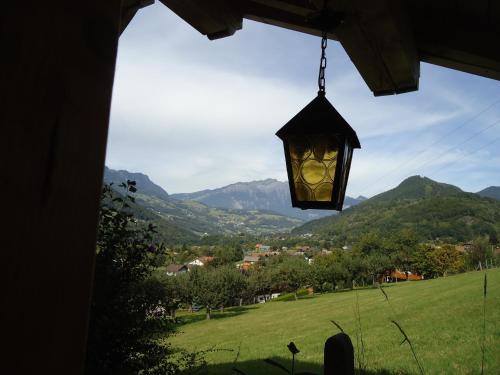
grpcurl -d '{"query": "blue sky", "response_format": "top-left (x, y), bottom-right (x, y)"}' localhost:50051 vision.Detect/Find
top-left (106, 3), bottom-right (500, 197)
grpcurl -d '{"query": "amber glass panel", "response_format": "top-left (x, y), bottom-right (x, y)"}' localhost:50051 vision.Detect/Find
top-left (314, 182), bottom-right (333, 201)
top-left (287, 134), bottom-right (339, 202)
top-left (301, 160), bottom-right (326, 184)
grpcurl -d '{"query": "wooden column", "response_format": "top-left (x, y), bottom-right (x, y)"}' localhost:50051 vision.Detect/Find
top-left (0, 1), bottom-right (122, 373)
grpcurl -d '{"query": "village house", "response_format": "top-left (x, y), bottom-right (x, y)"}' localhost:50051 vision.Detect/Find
top-left (165, 264), bottom-right (188, 276)
top-left (188, 256), bottom-right (214, 267)
top-left (251, 251), bottom-right (279, 258)
top-left (243, 255), bottom-right (260, 263)
top-left (236, 255), bottom-right (260, 272)
top-left (255, 244), bottom-right (271, 252)
top-left (381, 270), bottom-right (424, 283)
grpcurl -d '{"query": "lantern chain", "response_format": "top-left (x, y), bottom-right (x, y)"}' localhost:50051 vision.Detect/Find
top-left (318, 30), bottom-right (328, 94)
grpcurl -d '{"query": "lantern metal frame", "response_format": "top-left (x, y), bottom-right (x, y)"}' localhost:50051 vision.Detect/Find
top-left (276, 91), bottom-right (360, 211)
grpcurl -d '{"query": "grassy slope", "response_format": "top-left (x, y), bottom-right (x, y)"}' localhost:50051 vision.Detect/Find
top-left (170, 269), bottom-right (500, 374)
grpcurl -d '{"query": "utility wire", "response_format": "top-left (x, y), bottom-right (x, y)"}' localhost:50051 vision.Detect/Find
top-left (406, 117), bottom-right (500, 177)
top-left (427, 133), bottom-right (500, 177)
top-left (357, 97), bottom-right (500, 196)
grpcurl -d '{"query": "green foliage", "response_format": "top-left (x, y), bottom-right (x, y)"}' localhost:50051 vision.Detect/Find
top-left (188, 265), bottom-right (247, 319)
top-left (414, 244), bottom-right (465, 278)
top-left (470, 236), bottom-right (492, 267)
top-left (272, 288), bottom-right (310, 301)
top-left (274, 257), bottom-right (310, 299)
top-left (86, 183), bottom-right (206, 375)
top-left (102, 184), bottom-right (197, 245)
top-left (310, 252), bottom-right (350, 292)
top-left (86, 183), bottom-right (180, 374)
top-left (295, 176), bottom-right (500, 244)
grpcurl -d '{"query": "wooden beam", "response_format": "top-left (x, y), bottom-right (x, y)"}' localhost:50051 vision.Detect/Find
top-left (0, 1), bottom-right (121, 373)
top-left (414, 13), bottom-right (500, 81)
top-left (159, 0), bottom-right (242, 39)
top-left (335, 0), bottom-right (419, 96)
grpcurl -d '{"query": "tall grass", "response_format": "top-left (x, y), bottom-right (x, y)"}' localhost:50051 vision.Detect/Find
top-left (379, 285), bottom-right (424, 375)
top-left (481, 272), bottom-right (487, 375)
top-left (354, 291), bottom-right (367, 372)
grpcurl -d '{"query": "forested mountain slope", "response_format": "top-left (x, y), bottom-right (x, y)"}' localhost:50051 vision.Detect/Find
top-left (294, 176), bottom-right (500, 243)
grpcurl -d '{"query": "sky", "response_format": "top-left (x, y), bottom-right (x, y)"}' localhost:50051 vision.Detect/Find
top-left (106, 3), bottom-right (500, 198)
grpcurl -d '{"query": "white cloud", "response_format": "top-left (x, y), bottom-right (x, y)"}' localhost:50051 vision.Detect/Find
top-left (106, 4), bottom-right (500, 196)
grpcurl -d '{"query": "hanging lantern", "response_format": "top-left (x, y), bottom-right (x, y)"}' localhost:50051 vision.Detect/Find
top-left (276, 30), bottom-right (360, 211)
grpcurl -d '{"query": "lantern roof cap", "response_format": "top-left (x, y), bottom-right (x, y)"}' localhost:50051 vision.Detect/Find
top-left (276, 93), bottom-right (361, 149)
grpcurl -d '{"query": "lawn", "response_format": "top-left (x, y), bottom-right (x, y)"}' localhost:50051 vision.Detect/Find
top-left (169, 269), bottom-right (500, 374)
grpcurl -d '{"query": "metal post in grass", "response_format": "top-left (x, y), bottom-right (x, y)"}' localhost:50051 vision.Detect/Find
top-left (324, 333), bottom-right (354, 375)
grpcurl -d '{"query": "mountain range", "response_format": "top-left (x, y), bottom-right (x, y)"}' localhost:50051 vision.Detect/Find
top-left (171, 179), bottom-right (366, 221)
top-left (103, 167), bottom-right (303, 239)
top-left (104, 167), bottom-right (500, 244)
top-left (477, 186), bottom-right (500, 201)
top-left (294, 175), bottom-right (500, 243)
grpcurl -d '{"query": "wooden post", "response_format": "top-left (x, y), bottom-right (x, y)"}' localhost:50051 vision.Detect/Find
top-left (1, 1), bottom-right (122, 373)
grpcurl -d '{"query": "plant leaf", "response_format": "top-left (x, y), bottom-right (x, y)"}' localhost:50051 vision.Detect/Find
top-left (483, 273), bottom-right (487, 297)
top-left (264, 358), bottom-right (290, 374)
top-left (330, 320), bottom-right (344, 333)
top-left (232, 367), bottom-right (248, 375)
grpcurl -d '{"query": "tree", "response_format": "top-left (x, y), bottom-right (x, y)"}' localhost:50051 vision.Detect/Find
top-left (217, 265), bottom-right (247, 311)
top-left (246, 265), bottom-right (274, 302)
top-left (392, 228), bottom-right (419, 278)
top-left (469, 236), bottom-right (491, 269)
top-left (85, 183), bottom-right (178, 375)
top-left (413, 244), bottom-right (439, 278)
top-left (414, 243), bottom-right (465, 278)
top-left (311, 253), bottom-right (348, 292)
top-left (189, 267), bottom-right (225, 320)
top-left (433, 244), bottom-right (465, 277)
top-left (275, 257), bottom-right (309, 300)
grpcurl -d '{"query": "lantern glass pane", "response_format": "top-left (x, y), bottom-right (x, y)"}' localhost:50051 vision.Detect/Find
top-left (338, 142), bottom-right (353, 198)
top-left (288, 135), bottom-right (340, 202)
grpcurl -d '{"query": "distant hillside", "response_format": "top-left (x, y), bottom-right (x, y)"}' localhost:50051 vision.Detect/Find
top-left (171, 179), bottom-right (365, 221)
top-left (294, 176), bottom-right (500, 243)
top-left (104, 168), bottom-right (303, 237)
top-left (102, 186), bottom-right (197, 245)
top-left (104, 166), bottom-right (169, 200)
top-left (477, 186), bottom-right (500, 201)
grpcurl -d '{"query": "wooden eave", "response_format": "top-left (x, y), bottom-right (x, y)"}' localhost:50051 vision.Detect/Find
top-left (159, 0), bottom-right (500, 96)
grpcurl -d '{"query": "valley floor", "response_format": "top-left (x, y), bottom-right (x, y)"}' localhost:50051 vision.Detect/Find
top-left (169, 269), bottom-right (500, 374)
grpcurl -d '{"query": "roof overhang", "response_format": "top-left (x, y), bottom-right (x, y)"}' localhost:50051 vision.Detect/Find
top-left (159, 0), bottom-right (500, 96)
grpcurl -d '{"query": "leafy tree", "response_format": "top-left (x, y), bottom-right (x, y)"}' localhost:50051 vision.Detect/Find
top-left (469, 236), bottom-right (491, 268)
top-left (85, 183), bottom-right (178, 375)
top-left (355, 232), bottom-right (386, 256)
top-left (210, 246), bottom-right (244, 267)
top-left (392, 228), bottom-right (419, 278)
top-left (189, 267), bottom-right (225, 320)
top-left (159, 272), bottom-right (192, 319)
top-left (310, 253), bottom-right (348, 292)
top-left (413, 244), bottom-right (439, 278)
top-left (246, 265), bottom-right (275, 301)
top-left (217, 265), bottom-right (247, 310)
top-left (274, 257), bottom-right (309, 300)
top-left (414, 244), bottom-right (465, 278)
top-left (432, 244), bottom-right (465, 276)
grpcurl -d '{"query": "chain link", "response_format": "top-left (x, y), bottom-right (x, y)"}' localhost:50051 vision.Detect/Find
top-left (317, 31), bottom-right (328, 93)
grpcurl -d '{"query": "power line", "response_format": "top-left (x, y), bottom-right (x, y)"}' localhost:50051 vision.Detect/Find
top-left (407, 118), bottom-right (500, 176)
top-left (427, 133), bottom-right (500, 177)
top-left (357, 96), bottom-right (500, 196)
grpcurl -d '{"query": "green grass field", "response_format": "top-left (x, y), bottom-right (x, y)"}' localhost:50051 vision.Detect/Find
top-left (170, 269), bottom-right (500, 374)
